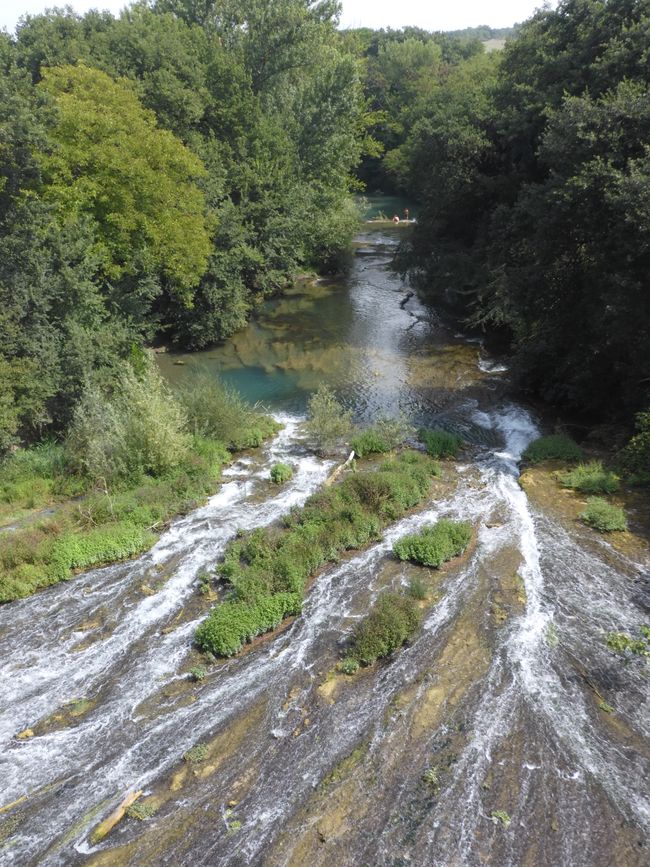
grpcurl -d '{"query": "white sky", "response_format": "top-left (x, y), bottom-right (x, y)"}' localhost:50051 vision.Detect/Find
top-left (0, 0), bottom-right (552, 35)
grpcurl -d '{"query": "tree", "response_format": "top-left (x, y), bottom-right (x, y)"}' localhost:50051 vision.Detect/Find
top-left (36, 64), bottom-right (213, 304)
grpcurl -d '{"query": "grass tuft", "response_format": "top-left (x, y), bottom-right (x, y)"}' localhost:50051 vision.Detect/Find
top-left (580, 497), bottom-right (627, 532)
top-left (559, 461), bottom-right (620, 494)
top-left (522, 434), bottom-right (582, 464)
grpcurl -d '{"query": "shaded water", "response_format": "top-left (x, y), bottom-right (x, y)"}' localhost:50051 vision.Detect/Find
top-left (1, 219), bottom-right (649, 866)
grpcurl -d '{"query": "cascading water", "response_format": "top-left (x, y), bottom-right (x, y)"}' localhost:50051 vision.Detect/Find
top-left (1, 222), bottom-right (648, 867)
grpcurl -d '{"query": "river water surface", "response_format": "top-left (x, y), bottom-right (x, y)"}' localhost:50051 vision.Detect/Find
top-left (1, 218), bottom-right (649, 866)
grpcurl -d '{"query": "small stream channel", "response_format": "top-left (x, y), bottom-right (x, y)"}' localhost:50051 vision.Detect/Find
top-left (0, 214), bottom-right (648, 866)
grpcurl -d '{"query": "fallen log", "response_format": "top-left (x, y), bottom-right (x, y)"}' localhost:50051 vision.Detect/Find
top-left (324, 451), bottom-right (355, 487)
top-left (91, 790), bottom-right (143, 844)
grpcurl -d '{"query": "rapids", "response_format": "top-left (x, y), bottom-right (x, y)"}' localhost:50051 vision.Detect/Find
top-left (0, 219), bottom-right (648, 866)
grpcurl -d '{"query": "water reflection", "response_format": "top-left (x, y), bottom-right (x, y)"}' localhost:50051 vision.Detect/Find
top-left (158, 221), bottom-right (500, 430)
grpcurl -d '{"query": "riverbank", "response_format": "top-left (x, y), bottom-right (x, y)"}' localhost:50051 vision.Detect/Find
top-left (0, 425), bottom-right (279, 604)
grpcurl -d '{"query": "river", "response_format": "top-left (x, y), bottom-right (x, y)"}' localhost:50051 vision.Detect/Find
top-left (1, 217), bottom-right (648, 866)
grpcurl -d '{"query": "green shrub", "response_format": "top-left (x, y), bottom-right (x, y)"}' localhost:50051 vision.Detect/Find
top-left (350, 593), bottom-right (421, 664)
top-left (418, 428), bottom-right (463, 459)
top-left (184, 743), bottom-right (208, 763)
top-left (305, 385), bottom-right (353, 455)
top-left (393, 519), bottom-right (472, 567)
top-left (338, 657), bottom-right (360, 675)
top-left (66, 355), bottom-right (190, 485)
top-left (351, 417), bottom-right (413, 458)
top-left (189, 666), bottom-right (207, 682)
top-left (195, 592), bottom-right (302, 656)
top-left (559, 461), bottom-right (620, 494)
top-left (522, 434), bottom-right (582, 464)
top-left (351, 428), bottom-right (390, 458)
top-left (580, 497), bottom-right (627, 532)
top-left (176, 370), bottom-right (279, 451)
top-left (618, 410), bottom-right (650, 485)
top-left (270, 462), bottom-right (293, 484)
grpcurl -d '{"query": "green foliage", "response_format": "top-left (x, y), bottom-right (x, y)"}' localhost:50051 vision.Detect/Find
top-left (66, 356), bottom-right (190, 485)
top-left (305, 385), bottom-right (353, 455)
top-left (176, 370), bottom-right (280, 452)
top-left (606, 626), bottom-right (650, 661)
top-left (559, 461), bottom-right (620, 495)
top-left (196, 450), bottom-right (438, 655)
top-left (491, 811), bottom-right (511, 829)
top-left (38, 64), bottom-right (212, 301)
top-left (338, 657), bottom-right (360, 675)
top-left (398, 1), bottom-right (650, 421)
top-left (127, 801), bottom-right (158, 820)
top-left (422, 767), bottom-right (440, 789)
top-left (418, 428), bottom-right (463, 459)
top-left (183, 743), bottom-right (208, 764)
top-left (189, 667), bottom-right (207, 682)
top-left (351, 417), bottom-right (413, 458)
top-left (270, 463), bottom-right (293, 484)
top-left (407, 576), bottom-right (428, 600)
top-left (393, 519), bottom-right (471, 568)
top-left (580, 498), bottom-right (628, 533)
top-left (195, 592), bottom-right (303, 657)
top-left (618, 411), bottom-right (650, 485)
top-left (350, 592), bottom-right (421, 665)
top-left (522, 435), bottom-right (583, 465)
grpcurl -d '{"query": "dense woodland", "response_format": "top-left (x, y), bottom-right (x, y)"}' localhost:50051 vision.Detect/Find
top-left (0, 0), bottom-right (649, 460)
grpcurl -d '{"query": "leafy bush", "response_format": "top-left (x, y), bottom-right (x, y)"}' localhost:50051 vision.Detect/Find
top-left (522, 434), bottom-right (583, 464)
top-left (305, 385), bottom-right (353, 455)
top-left (338, 657), bottom-right (360, 675)
top-left (580, 497), bottom-right (627, 532)
top-left (189, 667), bottom-right (207, 682)
top-left (393, 519), bottom-right (472, 567)
top-left (66, 356), bottom-right (190, 485)
top-left (351, 417), bottom-right (413, 458)
top-left (270, 463), bottom-right (293, 484)
top-left (196, 451), bottom-right (439, 656)
top-left (618, 410), bottom-right (650, 485)
top-left (176, 370), bottom-right (279, 451)
top-left (195, 593), bottom-right (302, 657)
top-left (350, 593), bottom-right (421, 664)
top-left (559, 461), bottom-right (620, 494)
top-left (418, 428), bottom-right (463, 459)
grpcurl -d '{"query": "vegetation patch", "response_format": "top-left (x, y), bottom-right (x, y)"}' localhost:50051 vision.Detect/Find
top-left (195, 450), bottom-right (440, 656)
top-left (580, 497), bottom-right (627, 533)
top-left (522, 435), bottom-right (583, 464)
top-left (606, 626), bottom-right (650, 661)
top-left (183, 743), bottom-right (209, 764)
top-left (418, 428), bottom-right (463, 459)
top-left (304, 385), bottom-right (353, 455)
top-left (270, 463), bottom-right (293, 484)
top-left (0, 359), bottom-right (276, 603)
top-left (618, 410), bottom-right (650, 486)
top-left (351, 417), bottom-right (413, 458)
top-left (559, 461), bottom-right (620, 494)
top-left (393, 519), bottom-right (472, 568)
top-left (349, 592), bottom-right (421, 665)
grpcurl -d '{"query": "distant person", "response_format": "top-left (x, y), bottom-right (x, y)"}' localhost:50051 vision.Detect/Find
top-left (392, 214), bottom-right (400, 223)
top-left (404, 208), bottom-right (410, 221)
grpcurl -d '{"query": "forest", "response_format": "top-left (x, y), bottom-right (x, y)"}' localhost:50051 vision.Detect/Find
top-left (1, 0), bottom-right (649, 456)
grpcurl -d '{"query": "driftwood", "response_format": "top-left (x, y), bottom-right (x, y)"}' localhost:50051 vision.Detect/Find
top-left (324, 451), bottom-right (355, 487)
top-left (91, 790), bottom-right (143, 843)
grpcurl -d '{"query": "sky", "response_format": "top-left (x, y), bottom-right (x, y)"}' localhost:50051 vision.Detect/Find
top-left (1, 1), bottom-right (552, 35)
